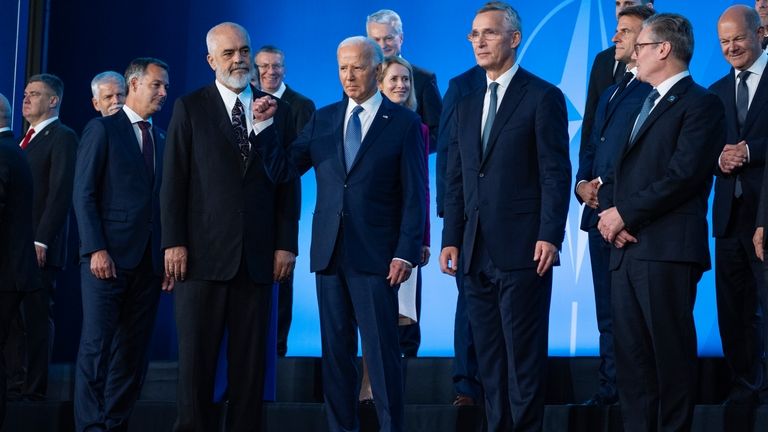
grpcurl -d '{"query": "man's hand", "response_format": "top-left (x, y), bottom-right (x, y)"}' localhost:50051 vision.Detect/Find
top-left (90, 249), bottom-right (117, 280)
top-left (387, 259), bottom-right (412, 286)
top-left (252, 96), bottom-right (278, 122)
top-left (598, 207), bottom-right (625, 243)
top-left (420, 246), bottom-right (431, 267)
top-left (612, 229), bottom-right (638, 249)
top-left (439, 246), bottom-right (459, 276)
top-left (754, 227), bottom-right (764, 262)
top-left (35, 244), bottom-right (47, 268)
top-left (719, 141), bottom-right (748, 174)
top-left (533, 241), bottom-right (557, 276)
top-left (576, 179), bottom-right (601, 209)
top-left (161, 274), bottom-right (175, 292)
top-left (273, 249), bottom-right (296, 282)
top-left (165, 246), bottom-right (188, 281)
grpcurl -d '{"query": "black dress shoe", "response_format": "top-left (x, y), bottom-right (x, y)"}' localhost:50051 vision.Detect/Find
top-left (582, 394), bottom-right (618, 406)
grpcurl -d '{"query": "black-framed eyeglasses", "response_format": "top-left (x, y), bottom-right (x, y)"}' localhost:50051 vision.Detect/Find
top-left (633, 41), bottom-right (664, 54)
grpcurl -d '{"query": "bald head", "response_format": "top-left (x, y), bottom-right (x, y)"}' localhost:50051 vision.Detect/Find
top-left (206, 22), bottom-right (251, 54)
top-left (0, 93), bottom-right (11, 128)
top-left (718, 5), bottom-right (763, 71)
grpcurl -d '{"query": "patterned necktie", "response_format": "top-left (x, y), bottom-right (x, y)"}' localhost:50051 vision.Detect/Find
top-left (232, 98), bottom-right (249, 162)
top-left (736, 70), bottom-right (751, 134)
top-left (629, 89), bottom-right (659, 143)
top-left (344, 105), bottom-right (364, 172)
top-left (137, 121), bottom-right (155, 178)
top-left (611, 71), bottom-right (634, 102)
top-left (20, 128), bottom-right (35, 150)
top-left (482, 82), bottom-right (499, 152)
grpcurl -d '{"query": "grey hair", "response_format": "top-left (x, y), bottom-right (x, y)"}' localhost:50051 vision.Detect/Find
top-left (477, 1), bottom-right (523, 35)
top-left (366, 9), bottom-right (403, 36)
top-left (643, 13), bottom-right (694, 66)
top-left (0, 92), bottom-right (10, 126)
top-left (90, 71), bottom-right (126, 98)
top-left (124, 57), bottom-right (169, 95)
top-left (337, 36), bottom-right (384, 66)
top-left (206, 22), bottom-right (251, 54)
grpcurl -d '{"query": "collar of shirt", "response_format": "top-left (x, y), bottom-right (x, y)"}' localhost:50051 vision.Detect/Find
top-left (215, 80), bottom-right (254, 135)
top-left (734, 51), bottom-right (768, 108)
top-left (27, 116), bottom-right (58, 141)
top-left (344, 91), bottom-right (383, 142)
top-left (0, 127), bottom-right (10, 133)
top-left (123, 105), bottom-right (152, 151)
top-left (264, 82), bottom-right (287, 99)
top-left (650, 70), bottom-right (690, 111)
top-left (480, 63), bottom-right (519, 136)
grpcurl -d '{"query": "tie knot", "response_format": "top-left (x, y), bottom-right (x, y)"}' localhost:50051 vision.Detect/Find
top-left (351, 105), bottom-right (364, 116)
top-left (137, 121), bottom-right (151, 131)
top-left (488, 82), bottom-right (499, 93)
top-left (647, 89), bottom-right (659, 104)
top-left (738, 70), bottom-right (751, 82)
top-left (25, 128), bottom-right (35, 136)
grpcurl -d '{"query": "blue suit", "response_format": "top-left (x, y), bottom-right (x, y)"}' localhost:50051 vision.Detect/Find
top-left (442, 67), bottom-right (571, 431)
top-left (261, 95), bottom-right (426, 432)
top-left (435, 64), bottom-right (486, 401)
top-left (73, 109), bottom-right (164, 431)
top-left (574, 75), bottom-right (651, 401)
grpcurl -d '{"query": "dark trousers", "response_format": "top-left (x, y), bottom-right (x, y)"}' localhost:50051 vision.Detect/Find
top-left (612, 258), bottom-right (700, 432)
top-left (276, 275), bottom-right (293, 357)
top-left (0, 292), bottom-right (25, 429)
top-left (316, 234), bottom-right (403, 432)
top-left (587, 228), bottom-right (617, 399)
top-left (6, 267), bottom-right (55, 399)
top-left (716, 231), bottom-right (765, 396)
top-left (464, 238), bottom-right (552, 432)
top-left (173, 259), bottom-right (272, 432)
top-left (74, 249), bottom-right (161, 432)
top-left (452, 262), bottom-right (481, 400)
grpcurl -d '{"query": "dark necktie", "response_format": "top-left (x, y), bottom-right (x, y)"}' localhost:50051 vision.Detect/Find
top-left (736, 70), bottom-right (751, 134)
top-left (344, 105), bottom-right (364, 172)
top-left (629, 89), bottom-right (659, 143)
top-left (20, 128), bottom-right (35, 150)
top-left (762, 37), bottom-right (768, 50)
top-left (482, 82), bottom-right (499, 152)
top-left (611, 71), bottom-right (634, 102)
top-left (137, 121), bottom-right (154, 178)
top-left (232, 98), bottom-right (249, 162)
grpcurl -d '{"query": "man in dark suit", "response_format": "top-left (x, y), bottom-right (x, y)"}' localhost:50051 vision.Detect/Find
top-left (73, 58), bottom-right (172, 431)
top-left (440, 3), bottom-right (571, 430)
top-left (434, 64), bottom-right (486, 407)
top-left (0, 92), bottom-right (37, 427)
top-left (254, 35), bottom-right (426, 432)
top-left (253, 44), bottom-right (315, 357)
top-left (574, 5), bottom-right (654, 407)
top-left (10, 73), bottom-right (77, 401)
top-left (366, 8), bottom-right (442, 153)
top-left (711, 6), bottom-right (768, 406)
top-left (597, 13), bottom-right (725, 431)
top-left (161, 22), bottom-right (299, 432)
top-left (581, 0), bottom-right (655, 166)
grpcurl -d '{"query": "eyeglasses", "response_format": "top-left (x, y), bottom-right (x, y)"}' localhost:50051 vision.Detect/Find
top-left (633, 41), bottom-right (665, 54)
top-left (467, 30), bottom-right (510, 43)
top-left (257, 63), bottom-right (284, 71)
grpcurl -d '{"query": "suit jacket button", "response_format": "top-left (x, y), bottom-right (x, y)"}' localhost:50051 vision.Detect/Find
top-left (600, 137), bottom-right (606, 142)
top-left (479, 173), bottom-right (485, 178)
top-left (344, 184), bottom-right (348, 188)
top-left (474, 206), bottom-right (479, 211)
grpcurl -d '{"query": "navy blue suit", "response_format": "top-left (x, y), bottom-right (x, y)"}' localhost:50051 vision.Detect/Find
top-left (73, 109), bottom-right (164, 431)
top-left (435, 64), bottom-right (485, 401)
top-left (261, 95), bottom-right (426, 432)
top-left (575, 74), bottom-right (651, 401)
top-left (442, 67), bottom-right (571, 432)
top-left (599, 76), bottom-right (724, 432)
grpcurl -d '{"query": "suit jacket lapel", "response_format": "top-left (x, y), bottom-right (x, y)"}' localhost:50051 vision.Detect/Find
top-left (743, 66), bottom-right (768, 136)
top-left (153, 128), bottom-right (166, 191)
top-left (348, 97), bottom-right (392, 174)
top-left (332, 102), bottom-right (348, 176)
top-left (115, 110), bottom-right (152, 185)
top-left (464, 89), bottom-right (484, 170)
top-left (25, 120), bottom-right (59, 152)
top-left (721, 71), bottom-right (739, 139)
top-left (626, 77), bottom-right (690, 153)
top-left (205, 84), bottom-right (241, 157)
top-left (482, 68), bottom-right (528, 165)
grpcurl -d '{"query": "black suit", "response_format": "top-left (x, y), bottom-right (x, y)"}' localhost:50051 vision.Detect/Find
top-left (412, 65), bottom-right (442, 153)
top-left (11, 119), bottom-right (77, 399)
top-left (161, 84), bottom-right (298, 431)
top-left (711, 64), bottom-right (768, 401)
top-left (274, 83), bottom-right (315, 356)
top-left (581, 46), bottom-right (624, 155)
top-left (0, 134), bottom-right (37, 426)
top-left (599, 76), bottom-right (725, 431)
top-left (443, 67), bottom-right (571, 431)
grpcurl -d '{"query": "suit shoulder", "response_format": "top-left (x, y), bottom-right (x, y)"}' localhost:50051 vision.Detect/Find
top-left (708, 73), bottom-right (731, 94)
top-left (594, 46), bottom-right (616, 64)
top-left (413, 65), bottom-right (436, 80)
top-left (520, 68), bottom-right (563, 95)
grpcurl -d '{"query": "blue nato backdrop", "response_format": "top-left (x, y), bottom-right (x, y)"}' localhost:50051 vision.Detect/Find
top-left (1, 0), bottom-right (751, 358)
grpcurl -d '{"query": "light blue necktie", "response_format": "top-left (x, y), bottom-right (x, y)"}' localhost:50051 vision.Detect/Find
top-left (344, 105), bottom-right (364, 172)
top-left (482, 82), bottom-right (499, 152)
top-left (629, 89), bottom-right (659, 143)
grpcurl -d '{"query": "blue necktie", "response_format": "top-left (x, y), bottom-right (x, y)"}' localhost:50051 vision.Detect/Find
top-left (735, 70), bottom-right (751, 198)
top-left (344, 105), bottom-right (364, 172)
top-left (629, 89), bottom-right (659, 143)
top-left (482, 82), bottom-right (499, 152)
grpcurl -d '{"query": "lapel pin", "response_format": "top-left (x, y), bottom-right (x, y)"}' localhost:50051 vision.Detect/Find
top-left (666, 95), bottom-right (677, 103)
top-left (382, 115), bottom-right (389, 119)
top-left (44, 130), bottom-right (50, 136)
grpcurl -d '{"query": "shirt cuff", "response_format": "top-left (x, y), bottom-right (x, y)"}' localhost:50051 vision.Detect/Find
top-left (252, 118), bottom-right (274, 135)
top-left (34, 242), bottom-right (48, 249)
top-left (746, 143), bottom-right (751, 163)
top-left (392, 257), bottom-right (413, 267)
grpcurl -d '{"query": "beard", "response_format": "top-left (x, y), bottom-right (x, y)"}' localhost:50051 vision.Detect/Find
top-left (218, 68), bottom-right (251, 90)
